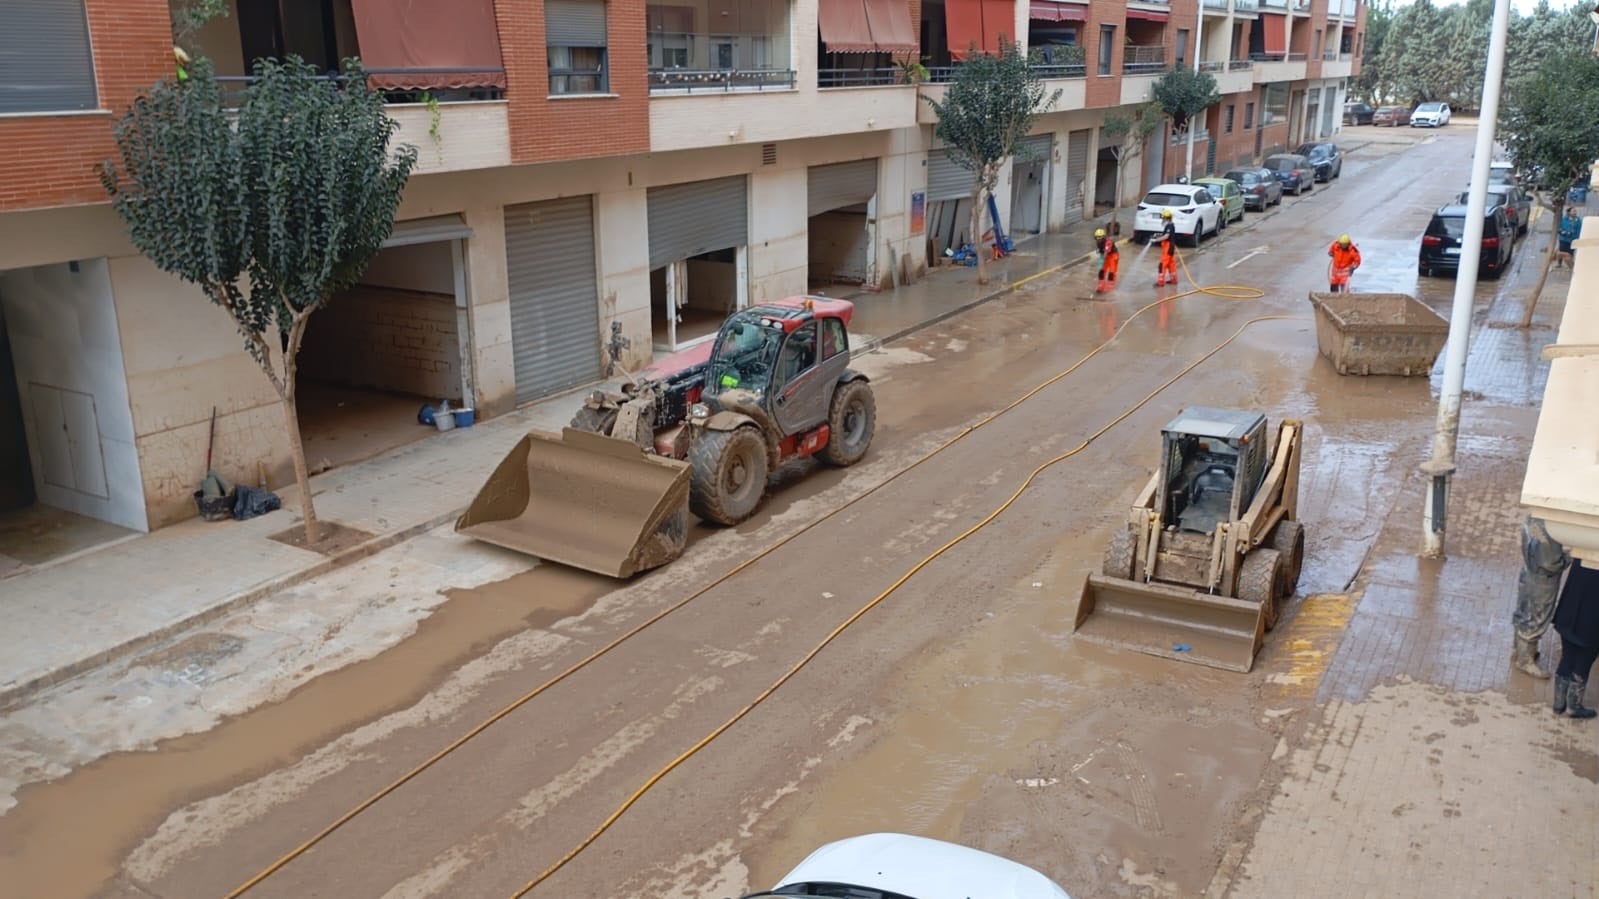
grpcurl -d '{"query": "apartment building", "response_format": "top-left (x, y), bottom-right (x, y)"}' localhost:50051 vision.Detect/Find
top-left (0, 0), bottom-right (1361, 539)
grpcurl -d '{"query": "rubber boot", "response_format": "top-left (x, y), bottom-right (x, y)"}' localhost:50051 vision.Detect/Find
top-left (1567, 675), bottom-right (1597, 719)
top-left (1553, 675), bottom-right (1569, 714)
top-left (1513, 636), bottom-right (1550, 679)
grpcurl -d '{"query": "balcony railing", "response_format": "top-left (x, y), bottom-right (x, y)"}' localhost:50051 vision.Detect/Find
top-left (1202, 0), bottom-right (1228, 8)
top-left (1322, 48), bottom-right (1338, 59)
top-left (1036, 62), bottom-right (1088, 78)
top-left (1229, 59), bottom-right (1254, 70)
top-left (1341, 0), bottom-right (1357, 15)
top-left (1124, 45), bottom-right (1168, 74)
top-left (1260, 0), bottom-right (1289, 8)
top-left (1198, 60), bottom-right (1226, 72)
top-left (650, 68), bottom-right (797, 91)
top-left (216, 69), bottom-right (506, 104)
top-left (1234, 0), bottom-right (1261, 10)
top-left (817, 67), bottom-right (903, 87)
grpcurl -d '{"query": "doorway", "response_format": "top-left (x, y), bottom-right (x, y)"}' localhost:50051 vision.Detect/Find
top-left (651, 246), bottom-right (746, 351)
top-left (296, 238), bottom-right (471, 473)
top-left (1010, 134), bottom-right (1052, 236)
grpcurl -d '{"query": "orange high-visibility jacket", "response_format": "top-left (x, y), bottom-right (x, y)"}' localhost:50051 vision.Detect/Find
top-left (1328, 241), bottom-right (1361, 271)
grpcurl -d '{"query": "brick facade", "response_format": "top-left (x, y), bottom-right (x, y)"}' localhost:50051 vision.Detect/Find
top-left (495, 0), bottom-right (651, 165)
top-left (0, 0), bottom-right (172, 212)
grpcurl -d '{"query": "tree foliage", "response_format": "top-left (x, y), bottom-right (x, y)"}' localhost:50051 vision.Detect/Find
top-left (1152, 68), bottom-right (1221, 133)
top-left (924, 41), bottom-right (1061, 284)
top-left (1358, 0), bottom-right (1595, 108)
top-left (102, 57), bottom-right (417, 541)
top-left (1499, 47), bottom-right (1599, 325)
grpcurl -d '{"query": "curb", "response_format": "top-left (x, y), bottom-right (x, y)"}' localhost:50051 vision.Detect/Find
top-left (0, 508), bottom-right (466, 710)
top-left (2, 241), bottom-right (1112, 710)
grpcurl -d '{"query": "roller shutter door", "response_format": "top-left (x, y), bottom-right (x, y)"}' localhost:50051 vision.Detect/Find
top-left (926, 149), bottom-right (976, 201)
top-left (504, 197), bottom-right (602, 404)
top-left (1065, 129), bottom-right (1092, 224)
top-left (808, 159), bottom-right (879, 217)
top-left (1015, 133), bottom-right (1053, 162)
top-left (647, 176), bottom-right (749, 269)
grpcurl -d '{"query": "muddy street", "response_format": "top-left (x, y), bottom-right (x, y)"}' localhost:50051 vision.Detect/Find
top-left (0, 126), bottom-right (1575, 898)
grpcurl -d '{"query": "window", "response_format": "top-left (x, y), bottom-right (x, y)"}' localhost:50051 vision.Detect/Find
top-left (1225, 104), bottom-right (1235, 134)
top-left (821, 318), bottom-right (848, 360)
top-left (1098, 25), bottom-right (1115, 76)
top-left (1, 0), bottom-right (97, 113)
top-left (778, 323), bottom-right (818, 384)
top-left (1176, 29), bottom-right (1190, 66)
top-left (1244, 102), bottom-right (1255, 129)
top-left (547, 0), bottom-right (610, 95)
top-left (1263, 84), bottom-right (1288, 124)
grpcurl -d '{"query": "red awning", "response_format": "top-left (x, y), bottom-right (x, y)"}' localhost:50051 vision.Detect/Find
top-left (1125, 8), bottom-right (1170, 22)
top-left (863, 0), bottom-right (919, 53)
top-left (350, 0), bottom-right (506, 90)
top-left (946, 0), bottom-right (1018, 59)
top-left (819, 0), bottom-right (878, 53)
top-left (1261, 13), bottom-right (1288, 54)
top-left (1029, 0), bottom-right (1088, 22)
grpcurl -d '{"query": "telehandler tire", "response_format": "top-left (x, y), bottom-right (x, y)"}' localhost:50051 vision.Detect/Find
top-left (689, 426), bottom-right (769, 526)
top-left (819, 380), bottom-right (876, 466)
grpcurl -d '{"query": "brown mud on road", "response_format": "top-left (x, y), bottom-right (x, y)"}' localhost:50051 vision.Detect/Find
top-left (0, 564), bottom-right (609, 899)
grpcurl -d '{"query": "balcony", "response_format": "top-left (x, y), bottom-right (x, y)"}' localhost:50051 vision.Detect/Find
top-left (1523, 223), bottom-right (1599, 565)
top-left (1251, 52), bottom-right (1308, 82)
top-left (648, 30), bottom-right (795, 94)
top-left (1124, 44), bottom-right (1169, 75)
top-left (1202, 0), bottom-right (1229, 8)
top-left (1234, 0), bottom-right (1261, 10)
top-left (1342, 0), bottom-right (1358, 15)
top-left (1260, 0), bottom-right (1290, 8)
top-left (1212, 62), bottom-right (1256, 93)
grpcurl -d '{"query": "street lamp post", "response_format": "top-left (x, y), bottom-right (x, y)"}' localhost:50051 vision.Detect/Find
top-left (1420, 0), bottom-right (1513, 557)
top-left (1185, 4), bottom-right (1205, 181)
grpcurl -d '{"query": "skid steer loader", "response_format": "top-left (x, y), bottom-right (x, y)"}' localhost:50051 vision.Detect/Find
top-left (456, 297), bottom-right (877, 578)
top-left (1073, 407), bottom-right (1305, 673)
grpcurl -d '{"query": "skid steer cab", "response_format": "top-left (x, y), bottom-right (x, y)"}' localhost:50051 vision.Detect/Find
top-left (1073, 407), bottom-right (1305, 673)
top-left (456, 297), bottom-right (877, 579)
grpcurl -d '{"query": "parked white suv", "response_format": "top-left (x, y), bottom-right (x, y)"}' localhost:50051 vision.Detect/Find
top-left (742, 832), bottom-right (1075, 899)
top-left (1133, 183), bottom-right (1224, 246)
top-left (1410, 101), bottom-right (1452, 127)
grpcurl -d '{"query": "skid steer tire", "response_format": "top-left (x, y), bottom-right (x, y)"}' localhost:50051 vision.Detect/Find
top-left (571, 405), bottom-right (618, 436)
top-left (689, 426), bottom-right (769, 526)
top-left (1103, 527), bottom-right (1136, 580)
top-left (819, 380), bottom-right (876, 467)
top-left (1270, 520), bottom-right (1305, 592)
top-left (1238, 548), bottom-right (1285, 632)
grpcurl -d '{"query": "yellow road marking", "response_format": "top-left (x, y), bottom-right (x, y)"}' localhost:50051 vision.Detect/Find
top-left (1266, 591), bottom-right (1359, 699)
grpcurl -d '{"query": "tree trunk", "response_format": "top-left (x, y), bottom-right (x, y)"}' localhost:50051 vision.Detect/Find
top-left (1520, 192), bottom-right (1567, 329)
top-left (1112, 149), bottom-right (1124, 215)
top-left (281, 393), bottom-right (322, 544)
top-left (282, 313), bottom-right (321, 544)
top-left (971, 184), bottom-right (988, 285)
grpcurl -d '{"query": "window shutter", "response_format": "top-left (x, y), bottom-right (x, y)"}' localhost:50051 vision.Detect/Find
top-left (1, 0), bottom-right (98, 114)
top-left (545, 0), bottom-right (608, 47)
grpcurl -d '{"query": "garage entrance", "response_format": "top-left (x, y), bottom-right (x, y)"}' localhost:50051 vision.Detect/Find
top-left (926, 146), bottom-right (977, 260)
top-left (648, 176), bottom-right (750, 352)
top-left (807, 159), bottom-right (878, 291)
top-left (1010, 134), bottom-right (1052, 236)
top-left (296, 215), bottom-right (475, 471)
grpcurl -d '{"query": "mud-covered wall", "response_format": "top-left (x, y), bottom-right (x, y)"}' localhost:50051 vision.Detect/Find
top-left (300, 287), bottom-right (461, 401)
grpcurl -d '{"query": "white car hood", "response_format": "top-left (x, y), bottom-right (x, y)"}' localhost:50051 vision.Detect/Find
top-left (773, 832), bottom-right (1074, 899)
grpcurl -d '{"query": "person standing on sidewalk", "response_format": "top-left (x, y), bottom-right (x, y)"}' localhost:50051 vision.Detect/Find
top-left (1551, 560), bottom-right (1599, 719)
top-left (1512, 515), bottom-right (1570, 678)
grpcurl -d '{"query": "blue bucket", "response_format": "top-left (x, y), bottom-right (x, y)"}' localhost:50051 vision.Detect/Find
top-left (452, 408), bottom-right (475, 428)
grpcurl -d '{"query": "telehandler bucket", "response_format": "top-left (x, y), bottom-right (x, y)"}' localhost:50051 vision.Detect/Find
top-left (1073, 574), bottom-right (1266, 673)
top-left (456, 427), bottom-right (692, 578)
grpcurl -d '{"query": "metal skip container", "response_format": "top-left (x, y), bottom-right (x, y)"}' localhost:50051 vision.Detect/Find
top-left (456, 427), bottom-right (692, 578)
top-left (1308, 291), bottom-right (1449, 376)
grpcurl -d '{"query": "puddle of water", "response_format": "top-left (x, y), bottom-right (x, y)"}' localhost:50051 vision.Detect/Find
top-left (0, 565), bottom-right (609, 899)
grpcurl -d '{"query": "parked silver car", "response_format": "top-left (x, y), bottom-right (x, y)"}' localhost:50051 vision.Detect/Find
top-left (1223, 167), bottom-right (1284, 210)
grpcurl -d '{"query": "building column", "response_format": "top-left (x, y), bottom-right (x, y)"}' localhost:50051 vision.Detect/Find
top-left (459, 205), bottom-right (517, 418)
top-left (594, 189), bottom-right (653, 370)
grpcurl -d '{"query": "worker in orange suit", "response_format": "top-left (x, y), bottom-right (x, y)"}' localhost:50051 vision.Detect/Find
top-left (1155, 209), bottom-right (1179, 287)
top-left (1095, 228), bottom-right (1119, 293)
top-left (1327, 234), bottom-right (1362, 293)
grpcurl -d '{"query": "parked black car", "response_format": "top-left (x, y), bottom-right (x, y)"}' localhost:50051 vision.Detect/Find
top-left (1222, 167), bottom-right (1284, 210)
top-left (1343, 102), bottom-right (1374, 125)
top-left (1418, 203), bottom-right (1516, 280)
top-left (1262, 153), bottom-right (1315, 196)
top-left (1294, 142), bottom-right (1343, 181)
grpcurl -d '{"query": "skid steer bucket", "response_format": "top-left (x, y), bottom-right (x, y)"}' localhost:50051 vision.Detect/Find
top-left (1073, 574), bottom-right (1266, 673)
top-left (456, 427), bottom-right (692, 579)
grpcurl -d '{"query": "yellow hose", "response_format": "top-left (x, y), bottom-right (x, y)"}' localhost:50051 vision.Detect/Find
top-left (229, 246), bottom-right (1278, 899)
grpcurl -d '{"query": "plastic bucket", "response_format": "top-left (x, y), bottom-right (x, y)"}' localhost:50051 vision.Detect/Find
top-left (435, 411), bottom-right (456, 432)
top-left (453, 408), bottom-right (476, 428)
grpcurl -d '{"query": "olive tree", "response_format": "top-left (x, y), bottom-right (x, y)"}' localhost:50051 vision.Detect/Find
top-left (1498, 48), bottom-right (1599, 327)
top-left (102, 57), bottom-right (417, 542)
top-left (924, 41), bottom-right (1061, 284)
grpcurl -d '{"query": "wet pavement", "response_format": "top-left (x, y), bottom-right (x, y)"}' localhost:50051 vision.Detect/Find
top-left (4, 126), bottom-right (1592, 899)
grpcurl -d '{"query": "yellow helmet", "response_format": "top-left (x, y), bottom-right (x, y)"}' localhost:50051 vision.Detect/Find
top-left (1160, 209), bottom-right (1174, 219)
top-left (1094, 228), bottom-right (1106, 238)
top-left (1338, 234), bottom-right (1352, 246)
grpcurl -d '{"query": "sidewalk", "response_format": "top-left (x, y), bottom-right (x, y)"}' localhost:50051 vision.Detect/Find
top-left (0, 216), bottom-right (1124, 708)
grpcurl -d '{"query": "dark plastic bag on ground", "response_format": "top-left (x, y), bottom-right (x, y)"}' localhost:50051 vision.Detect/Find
top-left (232, 484), bottom-right (282, 521)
